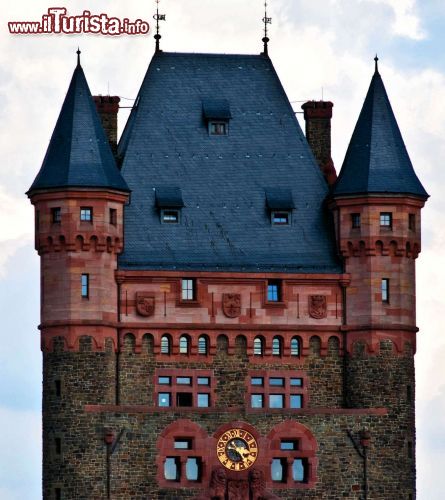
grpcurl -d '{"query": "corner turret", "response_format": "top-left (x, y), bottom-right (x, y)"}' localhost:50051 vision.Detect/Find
top-left (27, 51), bottom-right (129, 351)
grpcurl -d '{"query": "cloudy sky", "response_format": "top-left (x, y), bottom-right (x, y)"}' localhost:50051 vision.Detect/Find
top-left (1, 0), bottom-right (444, 498)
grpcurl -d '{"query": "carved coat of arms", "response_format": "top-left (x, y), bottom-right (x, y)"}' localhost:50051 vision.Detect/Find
top-left (222, 293), bottom-right (241, 318)
top-left (135, 293), bottom-right (155, 317)
top-left (309, 295), bottom-right (327, 319)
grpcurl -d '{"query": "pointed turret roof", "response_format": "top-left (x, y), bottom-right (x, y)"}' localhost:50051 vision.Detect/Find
top-left (333, 59), bottom-right (428, 199)
top-left (28, 53), bottom-right (129, 194)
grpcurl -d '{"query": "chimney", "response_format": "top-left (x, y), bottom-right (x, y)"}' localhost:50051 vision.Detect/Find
top-left (93, 96), bottom-right (120, 157)
top-left (301, 100), bottom-right (337, 185)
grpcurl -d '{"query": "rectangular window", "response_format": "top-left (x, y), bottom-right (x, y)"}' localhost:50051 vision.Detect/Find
top-left (351, 213), bottom-right (361, 228)
top-left (52, 207), bottom-right (61, 223)
top-left (55, 437), bottom-right (62, 455)
top-left (197, 393), bottom-right (210, 408)
top-left (177, 377), bottom-right (192, 385)
top-left (251, 394), bottom-right (264, 408)
top-left (380, 212), bottom-right (392, 228)
top-left (267, 280), bottom-right (281, 302)
top-left (272, 211), bottom-right (290, 225)
top-left (158, 393), bottom-right (171, 407)
top-left (80, 207), bottom-right (93, 222)
top-left (109, 208), bottom-right (117, 226)
top-left (381, 278), bottom-right (390, 303)
top-left (292, 458), bottom-right (307, 482)
top-left (209, 122), bottom-right (227, 136)
top-left (269, 394), bottom-right (284, 408)
top-left (269, 377), bottom-right (285, 387)
top-left (271, 458), bottom-right (286, 482)
top-left (162, 210), bottom-right (180, 224)
top-left (164, 457), bottom-right (180, 481)
top-left (181, 279), bottom-right (196, 301)
top-left (197, 377), bottom-right (210, 386)
top-left (251, 377), bottom-right (264, 386)
top-left (281, 440), bottom-right (299, 451)
top-left (409, 213), bottom-right (416, 231)
top-left (176, 392), bottom-right (193, 407)
top-left (81, 274), bottom-right (89, 298)
top-left (158, 376), bottom-right (171, 385)
top-left (55, 488), bottom-right (62, 500)
top-left (174, 439), bottom-right (192, 450)
top-left (55, 380), bottom-right (62, 397)
top-left (290, 395), bottom-right (303, 409)
top-left (35, 210), bottom-right (40, 232)
top-left (186, 457), bottom-right (202, 481)
top-left (290, 378), bottom-right (303, 387)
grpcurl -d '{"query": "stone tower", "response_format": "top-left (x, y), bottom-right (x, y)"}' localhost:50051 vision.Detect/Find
top-left (28, 49), bottom-right (427, 499)
top-left (27, 56), bottom-right (129, 499)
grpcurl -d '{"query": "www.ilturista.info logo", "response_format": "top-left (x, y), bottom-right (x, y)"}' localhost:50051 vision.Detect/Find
top-left (8, 7), bottom-right (150, 35)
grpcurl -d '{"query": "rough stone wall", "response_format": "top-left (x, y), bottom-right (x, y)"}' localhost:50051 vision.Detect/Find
top-left (43, 334), bottom-right (415, 499)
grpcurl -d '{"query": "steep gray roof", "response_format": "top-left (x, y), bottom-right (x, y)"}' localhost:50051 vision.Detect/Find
top-left (333, 67), bottom-right (428, 199)
top-left (118, 52), bottom-right (341, 273)
top-left (28, 62), bottom-right (128, 194)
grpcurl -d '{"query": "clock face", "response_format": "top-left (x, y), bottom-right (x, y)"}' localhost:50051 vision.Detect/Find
top-left (216, 428), bottom-right (258, 471)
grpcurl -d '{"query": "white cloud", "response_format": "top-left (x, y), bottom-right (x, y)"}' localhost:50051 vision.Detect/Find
top-left (369, 0), bottom-right (425, 40)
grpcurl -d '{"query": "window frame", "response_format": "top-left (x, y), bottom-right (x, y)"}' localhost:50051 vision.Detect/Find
top-left (351, 213), bottom-right (361, 229)
top-left (51, 207), bottom-right (61, 224)
top-left (380, 212), bottom-right (392, 229)
top-left (209, 121), bottom-right (228, 136)
top-left (80, 207), bottom-right (93, 222)
top-left (161, 209), bottom-right (180, 224)
top-left (381, 278), bottom-right (390, 304)
top-left (271, 211), bottom-right (291, 226)
top-left (81, 274), bottom-right (89, 299)
top-left (109, 208), bottom-right (117, 226)
top-left (155, 369), bottom-right (214, 410)
top-left (247, 371), bottom-right (307, 411)
top-left (180, 278), bottom-right (197, 303)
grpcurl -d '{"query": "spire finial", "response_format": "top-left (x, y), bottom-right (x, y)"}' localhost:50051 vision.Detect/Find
top-left (374, 54), bottom-right (379, 74)
top-left (153, 0), bottom-right (166, 52)
top-left (262, 1), bottom-right (272, 56)
top-left (76, 47), bottom-right (81, 67)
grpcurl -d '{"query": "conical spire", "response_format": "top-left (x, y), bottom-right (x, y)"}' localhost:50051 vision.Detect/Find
top-left (333, 59), bottom-right (428, 199)
top-left (28, 52), bottom-right (129, 194)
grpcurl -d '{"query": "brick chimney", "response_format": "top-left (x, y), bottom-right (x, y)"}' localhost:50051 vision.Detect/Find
top-left (93, 96), bottom-right (120, 157)
top-left (301, 100), bottom-right (337, 185)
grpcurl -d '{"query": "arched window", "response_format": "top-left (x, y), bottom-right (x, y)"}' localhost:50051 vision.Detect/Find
top-left (291, 337), bottom-right (300, 357)
top-left (267, 420), bottom-right (318, 488)
top-left (198, 335), bottom-right (208, 355)
top-left (179, 335), bottom-right (189, 354)
top-left (254, 337), bottom-right (264, 356)
top-left (272, 336), bottom-right (282, 356)
top-left (161, 335), bottom-right (171, 354)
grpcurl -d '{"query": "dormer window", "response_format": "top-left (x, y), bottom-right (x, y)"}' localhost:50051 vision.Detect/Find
top-left (155, 187), bottom-right (184, 224)
top-left (202, 99), bottom-right (231, 137)
top-left (209, 122), bottom-right (228, 136)
top-left (162, 210), bottom-right (180, 224)
top-left (272, 211), bottom-right (290, 226)
top-left (265, 188), bottom-right (295, 226)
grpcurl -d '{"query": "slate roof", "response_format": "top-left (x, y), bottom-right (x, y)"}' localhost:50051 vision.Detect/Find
top-left (118, 52), bottom-right (341, 273)
top-left (333, 67), bottom-right (428, 199)
top-left (28, 61), bottom-right (128, 194)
